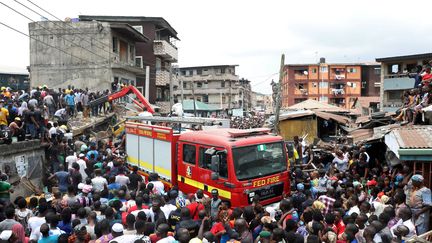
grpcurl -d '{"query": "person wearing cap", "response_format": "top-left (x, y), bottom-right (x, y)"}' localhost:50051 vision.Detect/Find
top-left (8, 116), bottom-right (25, 141)
top-left (404, 174), bottom-right (432, 234)
top-left (292, 183), bottom-right (306, 215)
top-left (210, 189), bottom-right (221, 219)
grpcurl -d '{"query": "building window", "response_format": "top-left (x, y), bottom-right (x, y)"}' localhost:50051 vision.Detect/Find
top-left (156, 88), bottom-right (162, 99)
top-left (312, 68), bottom-right (317, 73)
top-left (135, 56), bottom-right (143, 68)
top-left (348, 68), bottom-right (357, 73)
top-left (183, 144), bottom-right (196, 165)
top-left (296, 83), bottom-right (305, 89)
top-left (221, 68), bottom-right (225, 74)
top-left (374, 68), bottom-right (381, 75)
top-left (197, 69), bottom-right (202, 75)
top-left (321, 66), bottom-right (328, 72)
top-left (155, 58), bottom-right (161, 71)
top-left (222, 95), bottom-right (226, 103)
top-left (112, 37), bottom-right (118, 53)
top-left (203, 95), bottom-right (209, 103)
top-left (361, 81), bottom-right (367, 89)
top-left (132, 25), bottom-right (143, 34)
top-left (196, 97), bottom-right (202, 102)
top-left (183, 82), bottom-right (187, 89)
top-left (221, 81), bottom-right (225, 88)
top-left (129, 45), bottom-right (135, 61)
top-left (181, 70), bottom-right (186, 76)
top-left (197, 82), bottom-right (202, 88)
top-left (188, 70), bottom-right (194, 76)
top-left (199, 147), bottom-right (212, 169)
top-left (312, 82), bottom-right (317, 88)
top-left (389, 64), bottom-right (399, 74)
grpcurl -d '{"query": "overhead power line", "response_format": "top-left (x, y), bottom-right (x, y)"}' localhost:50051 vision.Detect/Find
top-left (14, 0), bottom-right (114, 57)
top-left (0, 20), bottom-right (96, 64)
top-left (0, 2), bottom-right (108, 60)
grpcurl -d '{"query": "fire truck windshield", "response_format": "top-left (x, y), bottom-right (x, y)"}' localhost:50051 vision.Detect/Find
top-left (232, 142), bottom-right (287, 181)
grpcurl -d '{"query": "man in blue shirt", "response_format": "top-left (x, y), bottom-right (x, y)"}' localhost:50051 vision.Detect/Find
top-left (64, 91), bottom-right (75, 116)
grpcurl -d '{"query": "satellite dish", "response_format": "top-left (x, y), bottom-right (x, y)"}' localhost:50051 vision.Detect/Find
top-left (303, 71), bottom-right (309, 75)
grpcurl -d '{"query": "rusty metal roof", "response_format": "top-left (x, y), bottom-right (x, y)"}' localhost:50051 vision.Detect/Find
top-left (391, 126), bottom-right (432, 149)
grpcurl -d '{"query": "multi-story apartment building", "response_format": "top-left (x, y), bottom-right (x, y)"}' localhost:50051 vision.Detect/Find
top-left (251, 92), bottom-right (273, 114)
top-left (281, 59), bottom-right (381, 109)
top-left (376, 53), bottom-right (432, 112)
top-left (79, 15), bottom-right (179, 107)
top-left (173, 65), bottom-right (251, 113)
top-left (29, 21), bottom-right (148, 91)
top-left (361, 63), bottom-right (381, 97)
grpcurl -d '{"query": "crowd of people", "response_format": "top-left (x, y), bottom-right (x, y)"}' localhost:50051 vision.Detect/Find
top-left (230, 116), bottom-right (265, 129)
top-left (0, 84), bottom-right (430, 243)
top-left (0, 85), bottom-right (112, 143)
top-left (0, 126), bottom-right (429, 243)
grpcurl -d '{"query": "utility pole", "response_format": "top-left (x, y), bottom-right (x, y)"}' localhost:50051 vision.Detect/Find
top-left (169, 66), bottom-right (174, 109)
top-left (192, 81), bottom-right (197, 117)
top-left (273, 54), bottom-right (284, 134)
top-left (180, 79), bottom-right (184, 103)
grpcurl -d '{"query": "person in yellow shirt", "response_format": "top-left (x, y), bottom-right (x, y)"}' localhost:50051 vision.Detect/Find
top-left (0, 100), bottom-right (9, 128)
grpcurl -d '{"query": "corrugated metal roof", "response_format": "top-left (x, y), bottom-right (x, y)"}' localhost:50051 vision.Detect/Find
top-left (287, 99), bottom-right (348, 113)
top-left (349, 129), bottom-right (374, 143)
top-left (390, 126), bottom-right (432, 149)
top-left (279, 110), bottom-right (315, 121)
top-left (314, 110), bottom-right (350, 124)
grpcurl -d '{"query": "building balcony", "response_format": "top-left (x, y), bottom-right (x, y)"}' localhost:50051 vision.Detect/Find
top-left (330, 74), bottom-right (346, 80)
top-left (294, 88), bottom-right (308, 95)
top-left (154, 40), bottom-right (178, 62)
top-left (111, 56), bottom-right (145, 75)
top-left (294, 74), bottom-right (308, 80)
top-left (156, 69), bottom-right (170, 86)
top-left (330, 88), bottom-right (345, 96)
top-left (383, 76), bottom-right (415, 91)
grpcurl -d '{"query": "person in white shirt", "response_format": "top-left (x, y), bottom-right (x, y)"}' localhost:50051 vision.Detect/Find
top-left (91, 169), bottom-right (108, 192)
top-left (115, 168), bottom-right (130, 187)
top-left (76, 154), bottom-right (88, 181)
top-left (28, 206), bottom-right (48, 241)
top-left (54, 108), bottom-right (68, 120)
top-left (48, 122), bottom-right (58, 139)
top-left (347, 197), bottom-right (360, 216)
top-left (65, 151), bottom-right (77, 169)
top-left (390, 207), bottom-right (416, 238)
top-left (148, 173), bottom-right (165, 195)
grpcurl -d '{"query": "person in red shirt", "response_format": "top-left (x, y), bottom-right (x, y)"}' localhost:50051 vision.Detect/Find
top-left (186, 194), bottom-right (204, 220)
top-left (149, 223), bottom-right (174, 243)
top-left (334, 209), bottom-right (346, 237)
top-left (421, 66), bottom-right (432, 86)
top-left (127, 196), bottom-right (149, 214)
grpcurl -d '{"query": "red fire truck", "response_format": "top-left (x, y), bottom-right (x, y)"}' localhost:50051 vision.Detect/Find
top-left (125, 117), bottom-right (290, 207)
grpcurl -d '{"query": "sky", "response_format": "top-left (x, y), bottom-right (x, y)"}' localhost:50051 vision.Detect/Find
top-left (0, 0), bottom-right (432, 94)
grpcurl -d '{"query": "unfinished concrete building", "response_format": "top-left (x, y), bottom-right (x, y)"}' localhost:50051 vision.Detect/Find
top-left (29, 21), bottom-right (148, 91)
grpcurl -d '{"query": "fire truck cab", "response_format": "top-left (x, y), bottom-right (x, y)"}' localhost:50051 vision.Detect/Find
top-left (125, 120), bottom-right (290, 208)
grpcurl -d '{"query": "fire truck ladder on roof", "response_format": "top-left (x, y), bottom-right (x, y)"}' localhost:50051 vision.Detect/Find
top-left (124, 116), bottom-right (228, 126)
